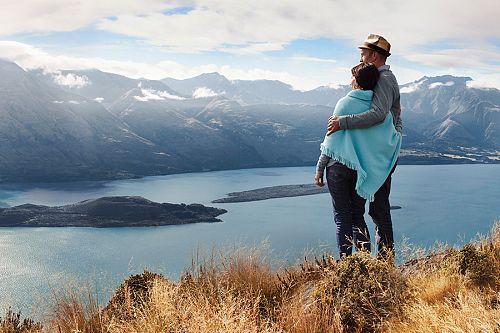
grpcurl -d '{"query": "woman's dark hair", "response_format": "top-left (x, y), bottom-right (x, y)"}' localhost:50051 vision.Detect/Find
top-left (351, 63), bottom-right (379, 90)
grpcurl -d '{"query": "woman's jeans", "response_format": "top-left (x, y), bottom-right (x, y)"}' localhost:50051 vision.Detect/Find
top-left (326, 162), bottom-right (371, 257)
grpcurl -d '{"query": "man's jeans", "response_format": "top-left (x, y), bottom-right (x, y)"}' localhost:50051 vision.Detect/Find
top-left (326, 162), bottom-right (371, 257)
top-left (369, 163), bottom-right (396, 259)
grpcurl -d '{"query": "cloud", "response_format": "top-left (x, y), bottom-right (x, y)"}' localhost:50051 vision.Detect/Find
top-left (0, 40), bottom-right (189, 80)
top-left (400, 80), bottom-right (426, 94)
top-left (158, 90), bottom-right (186, 100)
top-left (134, 89), bottom-right (163, 102)
top-left (466, 75), bottom-right (500, 90)
top-left (3, 1), bottom-right (497, 56)
top-left (406, 48), bottom-right (500, 71)
top-left (53, 72), bottom-right (90, 88)
top-left (52, 100), bottom-right (81, 104)
top-left (0, 0), bottom-right (174, 36)
top-left (1, 1), bottom-right (498, 90)
top-left (428, 81), bottom-right (455, 89)
top-left (134, 88), bottom-right (186, 101)
top-left (0, 41), bottom-right (320, 89)
top-left (193, 87), bottom-right (220, 98)
top-left (291, 56), bottom-right (337, 64)
top-left (96, 0), bottom-right (500, 56)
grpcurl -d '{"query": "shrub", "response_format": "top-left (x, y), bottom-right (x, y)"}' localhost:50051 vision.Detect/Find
top-left (313, 252), bottom-right (410, 332)
top-left (104, 270), bottom-right (168, 321)
top-left (450, 243), bottom-right (499, 289)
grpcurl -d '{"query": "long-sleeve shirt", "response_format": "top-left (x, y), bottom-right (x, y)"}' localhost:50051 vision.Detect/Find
top-left (338, 65), bottom-right (402, 133)
top-left (316, 153), bottom-right (333, 175)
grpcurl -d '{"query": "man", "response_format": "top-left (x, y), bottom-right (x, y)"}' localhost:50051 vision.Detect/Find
top-left (327, 34), bottom-right (402, 259)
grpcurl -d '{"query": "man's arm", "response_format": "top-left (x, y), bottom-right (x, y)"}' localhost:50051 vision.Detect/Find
top-left (327, 76), bottom-right (394, 135)
top-left (339, 77), bottom-right (393, 129)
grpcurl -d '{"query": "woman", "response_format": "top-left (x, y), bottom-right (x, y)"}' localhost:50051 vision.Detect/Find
top-left (315, 63), bottom-right (401, 258)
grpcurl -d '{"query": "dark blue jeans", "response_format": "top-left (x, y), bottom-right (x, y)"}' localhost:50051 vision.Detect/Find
top-left (369, 163), bottom-right (396, 259)
top-left (326, 162), bottom-right (371, 257)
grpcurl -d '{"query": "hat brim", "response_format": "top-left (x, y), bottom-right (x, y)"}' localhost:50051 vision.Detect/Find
top-left (358, 43), bottom-right (391, 57)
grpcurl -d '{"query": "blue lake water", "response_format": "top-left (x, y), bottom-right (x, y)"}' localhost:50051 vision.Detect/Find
top-left (0, 164), bottom-right (499, 316)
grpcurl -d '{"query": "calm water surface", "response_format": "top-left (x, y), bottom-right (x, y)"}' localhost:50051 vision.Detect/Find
top-left (0, 165), bottom-right (498, 315)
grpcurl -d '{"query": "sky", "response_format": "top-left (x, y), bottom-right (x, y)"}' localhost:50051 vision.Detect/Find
top-left (0, 0), bottom-right (499, 91)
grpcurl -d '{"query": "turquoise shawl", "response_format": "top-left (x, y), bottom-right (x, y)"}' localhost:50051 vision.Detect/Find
top-left (320, 89), bottom-right (402, 201)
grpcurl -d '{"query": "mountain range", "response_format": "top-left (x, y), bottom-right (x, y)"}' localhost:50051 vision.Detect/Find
top-left (0, 59), bottom-right (498, 182)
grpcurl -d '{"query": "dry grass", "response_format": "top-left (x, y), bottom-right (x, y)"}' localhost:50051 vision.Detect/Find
top-left (0, 308), bottom-right (42, 333)
top-left (2, 221), bottom-right (499, 333)
top-left (384, 221), bottom-right (500, 333)
top-left (45, 287), bottom-right (109, 333)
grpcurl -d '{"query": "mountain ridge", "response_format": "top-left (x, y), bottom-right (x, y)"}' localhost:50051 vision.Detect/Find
top-left (0, 59), bottom-right (498, 182)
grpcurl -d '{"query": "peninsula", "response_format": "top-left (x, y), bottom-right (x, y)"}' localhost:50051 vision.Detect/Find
top-left (212, 184), bottom-right (328, 203)
top-left (0, 196), bottom-right (227, 227)
top-left (212, 184), bottom-right (402, 209)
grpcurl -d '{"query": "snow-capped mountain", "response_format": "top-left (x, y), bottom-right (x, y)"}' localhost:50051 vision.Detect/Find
top-left (0, 59), bottom-right (498, 182)
top-left (162, 72), bottom-right (350, 106)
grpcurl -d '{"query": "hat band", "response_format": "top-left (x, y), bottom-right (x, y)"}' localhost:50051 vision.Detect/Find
top-left (361, 42), bottom-right (391, 56)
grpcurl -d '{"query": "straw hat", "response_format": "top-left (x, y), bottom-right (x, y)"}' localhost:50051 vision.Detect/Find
top-left (359, 34), bottom-right (391, 57)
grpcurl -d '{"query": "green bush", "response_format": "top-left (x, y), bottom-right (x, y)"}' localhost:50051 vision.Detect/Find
top-left (456, 243), bottom-right (498, 288)
top-left (314, 252), bottom-right (410, 332)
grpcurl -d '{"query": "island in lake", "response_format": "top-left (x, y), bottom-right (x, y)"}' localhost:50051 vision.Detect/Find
top-left (0, 196), bottom-right (227, 227)
top-left (212, 184), bottom-right (402, 209)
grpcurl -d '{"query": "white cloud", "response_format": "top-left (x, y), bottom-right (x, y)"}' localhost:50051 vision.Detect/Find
top-left (466, 76), bottom-right (500, 90)
top-left (0, 41), bottom-right (321, 89)
top-left (291, 56), bottom-right (337, 64)
top-left (406, 48), bottom-right (500, 71)
top-left (325, 83), bottom-right (344, 90)
top-left (2, 0), bottom-right (496, 56)
top-left (134, 89), bottom-right (166, 102)
top-left (0, 1), bottom-right (498, 90)
top-left (94, 97), bottom-right (104, 102)
top-left (0, 0), bottom-right (175, 36)
top-left (52, 100), bottom-right (81, 104)
top-left (217, 66), bottom-right (318, 90)
top-left (428, 81), bottom-right (455, 89)
top-left (134, 88), bottom-right (185, 101)
top-left (0, 41), bottom-right (185, 80)
top-left (158, 90), bottom-right (186, 100)
top-left (53, 72), bottom-right (90, 88)
top-left (94, 0), bottom-right (500, 56)
top-left (400, 80), bottom-right (426, 94)
top-left (193, 87), bottom-right (219, 98)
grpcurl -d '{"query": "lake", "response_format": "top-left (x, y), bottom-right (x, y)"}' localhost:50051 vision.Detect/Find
top-left (0, 164), bottom-right (499, 316)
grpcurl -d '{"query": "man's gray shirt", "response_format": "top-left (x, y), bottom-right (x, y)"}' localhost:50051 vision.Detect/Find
top-left (338, 65), bottom-right (402, 133)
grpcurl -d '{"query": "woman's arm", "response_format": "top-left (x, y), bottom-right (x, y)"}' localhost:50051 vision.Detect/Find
top-left (315, 154), bottom-right (330, 187)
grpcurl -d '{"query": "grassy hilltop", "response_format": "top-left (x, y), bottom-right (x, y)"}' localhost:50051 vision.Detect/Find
top-left (2, 222), bottom-right (499, 333)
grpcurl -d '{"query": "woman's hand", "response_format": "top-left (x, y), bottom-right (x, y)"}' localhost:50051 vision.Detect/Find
top-left (314, 172), bottom-right (325, 187)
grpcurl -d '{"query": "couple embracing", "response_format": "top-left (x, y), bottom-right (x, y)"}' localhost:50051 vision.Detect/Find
top-left (315, 34), bottom-right (402, 260)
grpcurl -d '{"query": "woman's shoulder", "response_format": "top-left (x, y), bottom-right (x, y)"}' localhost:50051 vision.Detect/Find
top-left (348, 89), bottom-right (373, 100)
top-left (334, 90), bottom-right (373, 116)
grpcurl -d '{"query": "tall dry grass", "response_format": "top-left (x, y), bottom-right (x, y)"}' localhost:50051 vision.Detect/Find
top-left (2, 221), bottom-right (499, 333)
